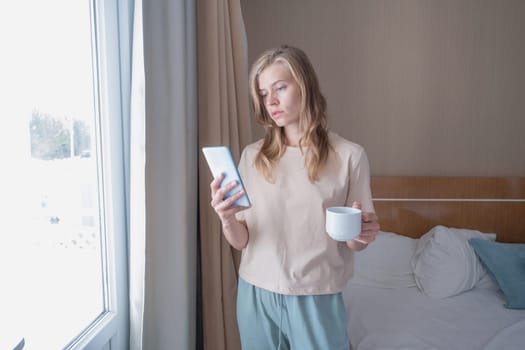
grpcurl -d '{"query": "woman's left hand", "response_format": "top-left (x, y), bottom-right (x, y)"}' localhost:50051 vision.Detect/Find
top-left (350, 201), bottom-right (380, 247)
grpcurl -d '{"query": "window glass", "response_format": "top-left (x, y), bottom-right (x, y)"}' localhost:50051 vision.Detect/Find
top-left (0, 1), bottom-right (107, 348)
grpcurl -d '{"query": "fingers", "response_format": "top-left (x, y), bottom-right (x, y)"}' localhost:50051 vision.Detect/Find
top-left (349, 203), bottom-right (380, 243)
top-left (214, 200), bottom-right (247, 223)
top-left (210, 173), bottom-right (225, 196)
top-left (362, 221), bottom-right (381, 232)
top-left (213, 189), bottom-right (246, 212)
top-left (361, 217), bottom-right (380, 236)
top-left (209, 177), bottom-right (249, 223)
top-left (210, 179), bottom-right (239, 207)
top-left (362, 211), bottom-right (378, 223)
top-left (357, 220), bottom-right (380, 244)
top-left (356, 210), bottom-right (380, 244)
top-left (356, 230), bottom-right (377, 244)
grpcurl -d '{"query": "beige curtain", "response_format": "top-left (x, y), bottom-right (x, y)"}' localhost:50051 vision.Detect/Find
top-left (197, 1), bottom-right (252, 349)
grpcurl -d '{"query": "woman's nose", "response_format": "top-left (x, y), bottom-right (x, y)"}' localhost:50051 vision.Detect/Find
top-left (266, 91), bottom-right (278, 106)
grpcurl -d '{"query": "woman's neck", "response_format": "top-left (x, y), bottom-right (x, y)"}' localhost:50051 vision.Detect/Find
top-left (284, 125), bottom-right (302, 147)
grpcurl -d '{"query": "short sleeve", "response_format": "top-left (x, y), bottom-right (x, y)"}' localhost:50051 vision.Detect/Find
top-left (345, 147), bottom-right (375, 213)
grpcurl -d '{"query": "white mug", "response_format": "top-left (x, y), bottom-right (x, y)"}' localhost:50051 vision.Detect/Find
top-left (325, 207), bottom-right (362, 241)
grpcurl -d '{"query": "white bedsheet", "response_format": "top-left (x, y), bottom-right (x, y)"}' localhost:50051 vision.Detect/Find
top-left (344, 283), bottom-right (525, 350)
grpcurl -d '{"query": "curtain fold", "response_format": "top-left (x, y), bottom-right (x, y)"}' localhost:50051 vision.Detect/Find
top-left (197, 1), bottom-right (252, 349)
top-left (141, 0), bottom-right (197, 349)
top-left (130, 0), bottom-right (248, 348)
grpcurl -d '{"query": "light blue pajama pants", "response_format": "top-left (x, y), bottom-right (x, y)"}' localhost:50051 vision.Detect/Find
top-left (236, 278), bottom-right (350, 350)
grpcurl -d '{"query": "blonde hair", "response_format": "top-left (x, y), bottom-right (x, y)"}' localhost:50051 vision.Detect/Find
top-left (249, 45), bottom-right (330, 183)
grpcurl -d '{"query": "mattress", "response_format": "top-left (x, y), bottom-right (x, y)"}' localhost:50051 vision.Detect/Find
top-left (344, 283), bottom-right (525, 350)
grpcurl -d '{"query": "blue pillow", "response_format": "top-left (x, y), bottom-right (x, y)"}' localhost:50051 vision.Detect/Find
top-left (468, 238), bottom-right (525, 309)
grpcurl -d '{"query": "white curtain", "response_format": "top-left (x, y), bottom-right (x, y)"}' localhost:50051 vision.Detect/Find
top-left (128, 0), bottom-right (146, 348)
top-left (138, 0), bottom-right (197, 349)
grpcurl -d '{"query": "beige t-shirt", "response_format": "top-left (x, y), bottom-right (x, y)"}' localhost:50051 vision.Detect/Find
top-left (236, 132), bottom-right (374, 295)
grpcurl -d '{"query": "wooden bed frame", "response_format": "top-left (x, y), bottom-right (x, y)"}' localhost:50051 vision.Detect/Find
top-left (371, 176), bottom-right (525, 243)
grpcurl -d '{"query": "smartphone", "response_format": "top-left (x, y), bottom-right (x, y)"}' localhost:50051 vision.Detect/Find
top-left (202, 146), bottom-right (251, 207)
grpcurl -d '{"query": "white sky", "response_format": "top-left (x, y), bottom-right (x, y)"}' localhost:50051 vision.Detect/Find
top-left (1, 0), bottom-right (95, 123)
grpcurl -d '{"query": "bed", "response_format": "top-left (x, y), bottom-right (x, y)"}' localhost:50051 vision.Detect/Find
top-left (343, 176), bottom-right (525, 350)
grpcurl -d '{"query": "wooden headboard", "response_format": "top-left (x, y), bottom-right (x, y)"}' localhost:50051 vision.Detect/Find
top-left (371, 176), bottom-right (525, 243)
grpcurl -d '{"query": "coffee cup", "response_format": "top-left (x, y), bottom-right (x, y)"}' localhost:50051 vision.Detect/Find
top-left (325, 206), bottom-right (362, 241)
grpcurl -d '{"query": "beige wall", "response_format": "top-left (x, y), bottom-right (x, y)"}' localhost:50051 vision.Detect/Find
top-left (241, 0), bottom-right (525, 176)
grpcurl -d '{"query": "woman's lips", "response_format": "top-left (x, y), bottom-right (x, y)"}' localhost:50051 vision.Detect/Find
top-left (271, 111), bottom-right (283, 118)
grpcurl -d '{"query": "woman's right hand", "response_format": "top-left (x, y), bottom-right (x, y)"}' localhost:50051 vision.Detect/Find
top-left (210, 173), bottom-right (249, 226)
top-left (210, 173), bottom-right (250, 250)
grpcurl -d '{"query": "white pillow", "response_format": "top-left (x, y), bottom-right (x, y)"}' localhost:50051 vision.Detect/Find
top-left (411, 225), bottom-right (496, 298)
top-left (351, 231), bottom-right (418, 288)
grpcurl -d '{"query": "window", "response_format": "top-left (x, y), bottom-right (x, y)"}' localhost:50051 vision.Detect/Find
top-left (0, 1), bottom-right (129, 349)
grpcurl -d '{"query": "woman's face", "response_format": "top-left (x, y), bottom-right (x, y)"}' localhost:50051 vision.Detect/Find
top-left (257, 62), bottom-right (302, 129)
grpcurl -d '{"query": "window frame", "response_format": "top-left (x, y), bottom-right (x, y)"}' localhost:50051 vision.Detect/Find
top-left (65, 0), bottom-right (131, 349)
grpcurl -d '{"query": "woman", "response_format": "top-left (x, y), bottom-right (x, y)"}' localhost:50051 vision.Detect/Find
top-left (210, 45), bottom-right (380, 350)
